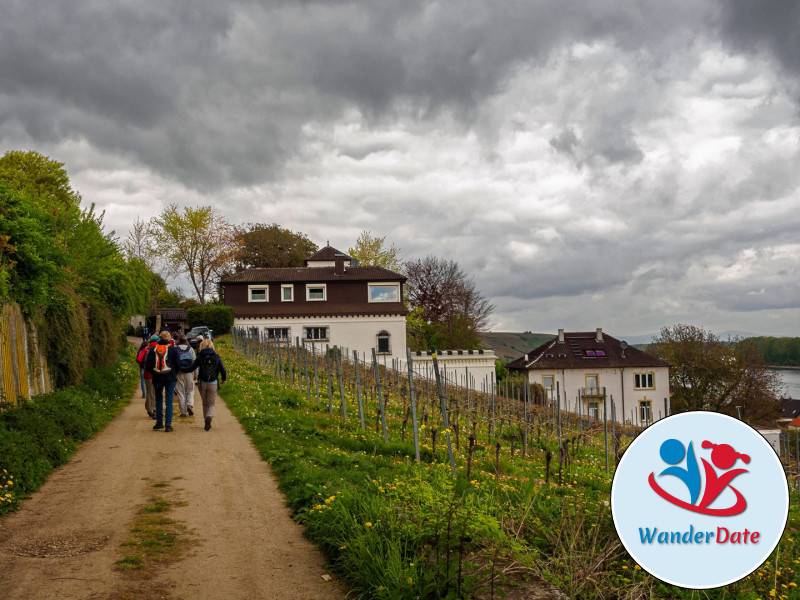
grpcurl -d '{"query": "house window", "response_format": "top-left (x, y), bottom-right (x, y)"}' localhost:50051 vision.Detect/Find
top-left (368, 282), bottom-right (400, 303)
top-left (584, 349), bottom-right (607, 357)
top-left (588, 401), bottom-right (599, 419)
top-left (304, 326), bottom-right (328, 341)
top-left (585, 374), bottom-right (599, 392)
top-left (634, 372), bottom-right (655, 389)
top-left (306, 284), bottom-right (327, 301)
top-left (281, 284), bottom-right (294, 302)
top-left (376, 330), bottom-right (391, 354)
top-left (640, 400), bottom-right (652, 424)
top-left (265, 327), bottom-right (289, 341)
top-left (542, 375), bottom-right (554, 390)
top-left (248, 285), bottom-right (269, 303)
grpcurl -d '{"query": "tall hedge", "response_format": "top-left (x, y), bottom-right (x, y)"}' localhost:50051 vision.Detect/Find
top-left (0, 151), bottom-right (152, 387)
top-left (187, 304), bottom-right (234, 334)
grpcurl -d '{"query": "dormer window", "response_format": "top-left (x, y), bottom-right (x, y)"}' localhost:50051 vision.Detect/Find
top-left (306, 284), bottom-right (327, 301)
top-left (368, 282), bottom-right (400, 303)
top-left (248, 285), bottom-right (269, 302)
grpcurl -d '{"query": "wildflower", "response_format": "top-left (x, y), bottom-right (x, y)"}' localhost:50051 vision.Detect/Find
top-left (365, 522), bottom-right (373, 529)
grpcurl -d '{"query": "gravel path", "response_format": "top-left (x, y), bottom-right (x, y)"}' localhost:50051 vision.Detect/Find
top-left (0, 375), bottom-right (345, 599)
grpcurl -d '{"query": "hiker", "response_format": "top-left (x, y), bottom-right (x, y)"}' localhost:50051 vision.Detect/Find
top-left (136, 340), bottom-right (148, 399)
top-left (174, 334), bottom-right (196, 417)
top-left (145, 330), bottom-right (179, 432)
top-left (193, 338), bottom-right (227, 431)
top-left (138, 335), bottom-right (159, 419)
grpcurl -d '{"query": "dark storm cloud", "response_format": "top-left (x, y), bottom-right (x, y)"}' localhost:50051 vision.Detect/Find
top-left (3, 0), bottom-right (800, 335)
top-left (1, 0), bottom-right (709, 187)
top-left (720, 1), bottom-right (800, 75)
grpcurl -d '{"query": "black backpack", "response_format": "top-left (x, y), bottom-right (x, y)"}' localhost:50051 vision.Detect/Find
top-left (199, 352), bottom-right (219, 382)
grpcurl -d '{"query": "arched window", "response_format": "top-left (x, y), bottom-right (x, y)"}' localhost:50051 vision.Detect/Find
top-left (376, 330), bottom-right (391, 355)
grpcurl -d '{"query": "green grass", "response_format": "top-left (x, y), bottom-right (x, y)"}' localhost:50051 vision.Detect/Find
top-left (217, 337), bottom-right (800, 599)
top-left (0, 344), bottom-right (139, 516)
top-left (115, 480), bottom-right (190, 573)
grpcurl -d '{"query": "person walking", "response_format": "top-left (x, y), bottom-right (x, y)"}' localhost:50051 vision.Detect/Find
top-left (174, 334), bottom-right (196, 417)
top-left (139, 335), bottom-right (159, 418)
top-left (136, 340), bottom-right (148, 399)
top-left (194, 338), bottom-right (227, 431)
top-left (145, 331), bottom-right (179, 432)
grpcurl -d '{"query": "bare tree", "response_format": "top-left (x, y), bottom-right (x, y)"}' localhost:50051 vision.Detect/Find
top-left (121, 217), bottom-right (156, 269)
top-left (405, 256), bottom-right (494, 349)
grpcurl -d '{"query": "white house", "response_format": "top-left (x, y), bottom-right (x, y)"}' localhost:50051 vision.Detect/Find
top-left (221, 246), bottom-right (409, 363)
top-left (507, 328), bottom-right (671, 425)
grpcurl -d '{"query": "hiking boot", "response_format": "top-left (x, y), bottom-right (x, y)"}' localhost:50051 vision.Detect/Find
top-left (187, 407), bottom-right (194, 416)
top-left (153, 423), bottom-right (164, 430)
top-left (165, 425), bottom-right (173, 432)
top-left (204, 417), bottom-right (212, 431)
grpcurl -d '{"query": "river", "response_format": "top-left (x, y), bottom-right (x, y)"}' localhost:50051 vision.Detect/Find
top-left (771, 368), bottom-right (800, 399)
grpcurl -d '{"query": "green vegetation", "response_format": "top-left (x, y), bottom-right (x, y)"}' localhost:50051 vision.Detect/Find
top-left (0, 150), bottom-right (154, 386)
top-left (116, 479), bottom-right (191, 572)
top-left (187, 303), bottom-right (234, 334)
top-left (217, 337), bottom-right (800, 599)
top-left (0, 345), bottom-right (138, 516)
top-left (743, 337), bottom-right (800, 367)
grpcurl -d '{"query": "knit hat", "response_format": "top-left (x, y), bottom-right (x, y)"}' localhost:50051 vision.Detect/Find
top-left (149, 335), bottom-right (160, 342)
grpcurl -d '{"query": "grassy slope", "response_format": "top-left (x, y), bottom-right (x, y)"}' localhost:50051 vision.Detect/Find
top-left (0, 344), bottom-right (138, 516)
top-left (217, 338), bottom-right (800, 599)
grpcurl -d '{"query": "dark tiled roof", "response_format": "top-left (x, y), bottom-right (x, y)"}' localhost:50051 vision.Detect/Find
top-left (780, 398), bottom-right (800, 419)
top-left (159, 308), bottom-right (187, 320)
top-left (507, 331), bottom-right (669, 370)
top-left (221, 265), bottom-right (405, 284)
top-left (305, 245), bottom-right (352, 263)
top-left (231, 303), bottom-right (408, 318)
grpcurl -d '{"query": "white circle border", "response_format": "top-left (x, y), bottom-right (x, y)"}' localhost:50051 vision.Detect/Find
top-left (610, 411), bottom-right (790, 589)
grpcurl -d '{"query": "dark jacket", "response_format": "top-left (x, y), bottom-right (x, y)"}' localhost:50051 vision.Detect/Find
top-left (145, 342), bottom-right (179, 382)
top-left (193, 348), bottom-right (227, 383)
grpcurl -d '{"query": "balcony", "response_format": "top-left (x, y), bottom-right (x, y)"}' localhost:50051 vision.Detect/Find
top-left (580, 387), bottom-right (605, 399)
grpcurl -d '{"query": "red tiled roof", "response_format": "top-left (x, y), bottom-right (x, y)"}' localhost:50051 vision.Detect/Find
top-left (221, 265), bottom-right (405, 283)
top-left (507, 331), bottom-right (668, 370)
top-left (231, 302), bottom-right (408, 318)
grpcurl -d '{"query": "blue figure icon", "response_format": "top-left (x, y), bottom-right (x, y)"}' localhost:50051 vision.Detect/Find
top-left (659, 438), bottom-right (701, 505)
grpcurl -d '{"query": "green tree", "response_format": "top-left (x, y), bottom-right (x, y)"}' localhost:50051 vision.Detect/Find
top-left (651, 324), bottom-right (781, 424)
top-left (186, 304), bottom-right (234, 334)
top-left (348, 231), bottom-right (402, 271)
top-left (235, 223), bottom-right (317, 269)
top-left (151, 204), bottom-right (236, 303)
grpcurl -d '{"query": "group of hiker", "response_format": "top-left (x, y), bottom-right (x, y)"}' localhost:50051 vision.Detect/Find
top-left (136, 330), bottom-right (227, 432)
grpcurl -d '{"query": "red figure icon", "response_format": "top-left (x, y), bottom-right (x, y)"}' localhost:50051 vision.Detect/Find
top-left (697, 441), bottom-right (750, 511)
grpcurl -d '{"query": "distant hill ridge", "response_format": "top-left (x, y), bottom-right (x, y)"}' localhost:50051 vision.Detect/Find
top-left (478, 331), bottom-right (555, 363)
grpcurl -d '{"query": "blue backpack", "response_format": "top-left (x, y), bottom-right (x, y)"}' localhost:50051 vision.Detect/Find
top-left (177, 346), bottom-right (194, 372)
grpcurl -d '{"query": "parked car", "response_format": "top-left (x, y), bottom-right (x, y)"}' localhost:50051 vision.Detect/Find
top-left (186, 326), bottom-right (213, 349)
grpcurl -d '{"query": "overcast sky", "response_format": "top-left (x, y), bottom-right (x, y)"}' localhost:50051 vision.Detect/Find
top-left (2, 1), bottom-right (799, 337)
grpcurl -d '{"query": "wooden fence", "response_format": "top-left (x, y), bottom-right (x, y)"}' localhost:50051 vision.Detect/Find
top-left (0, 303), bottom-right (52, 408)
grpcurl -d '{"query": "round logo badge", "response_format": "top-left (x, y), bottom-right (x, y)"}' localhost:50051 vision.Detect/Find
top-left (611, 411), bottom-right (789, 589)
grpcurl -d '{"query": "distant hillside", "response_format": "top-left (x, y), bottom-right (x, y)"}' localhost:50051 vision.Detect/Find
top-left (740, 336), bottom-right (800, 367)
top-left (479, 331), bottom-right (554, 363)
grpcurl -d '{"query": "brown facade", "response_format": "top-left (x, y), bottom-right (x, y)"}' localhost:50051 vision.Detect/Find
top-left (221, 266), bottom-right (407, 318)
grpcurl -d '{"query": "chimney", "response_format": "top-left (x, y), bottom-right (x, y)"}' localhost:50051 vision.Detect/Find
top-left (334, 257), bottom-right (345, 275)
top-left (595, 327), bottom-right (604, 342)
top-left (558, 328), bottom-right (565, 343)
top-left (524, 353), bottom-right (529, 363)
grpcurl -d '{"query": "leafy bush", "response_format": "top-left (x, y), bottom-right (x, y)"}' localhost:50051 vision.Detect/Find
top-left (187, 304), bottom-right (234, 334)
top-left (0, 346), bottom-right (137, 516)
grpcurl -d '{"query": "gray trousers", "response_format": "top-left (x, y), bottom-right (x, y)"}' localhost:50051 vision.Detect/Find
top-left (144, 378), bottom-right (156, 415)
top-left (175, 371), bottom-right (195, 415)
top-left (198, 381), bottom-right (217, 419)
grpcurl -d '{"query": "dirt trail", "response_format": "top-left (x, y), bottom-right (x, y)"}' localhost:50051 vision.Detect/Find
top-left (0, 370), bottom-right (345, 599)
